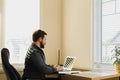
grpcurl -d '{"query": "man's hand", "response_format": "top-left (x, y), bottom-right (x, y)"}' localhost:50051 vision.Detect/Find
top-left (54, 64), bottom-right (63, 71)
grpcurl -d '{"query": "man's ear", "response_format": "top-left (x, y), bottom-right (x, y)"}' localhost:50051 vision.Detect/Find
top-left (38, 37), bottom-right (42, 41)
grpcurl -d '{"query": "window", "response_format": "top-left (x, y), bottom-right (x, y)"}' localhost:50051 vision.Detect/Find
top-left (94, 0), bottom-right (120, 67)
top-left (3, 0), bottom-right (40, 64)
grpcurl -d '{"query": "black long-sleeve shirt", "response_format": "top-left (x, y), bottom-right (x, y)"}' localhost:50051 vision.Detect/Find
top-left (22, 43), bottom-right (57, 80)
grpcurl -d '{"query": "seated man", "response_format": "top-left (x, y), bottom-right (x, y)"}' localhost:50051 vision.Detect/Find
top-left (22, 29), bottom-right (62, 80)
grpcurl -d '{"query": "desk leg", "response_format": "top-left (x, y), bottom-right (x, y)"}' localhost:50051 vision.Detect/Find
top-left (58, 74), bottom-right (61, 80)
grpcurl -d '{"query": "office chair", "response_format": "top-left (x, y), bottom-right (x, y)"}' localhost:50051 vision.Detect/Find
top-left (1, 48), bottom-right (21, 80)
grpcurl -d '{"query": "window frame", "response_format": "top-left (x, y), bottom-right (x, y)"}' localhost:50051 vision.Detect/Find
top-left (94, 0), bottom-right (114, 69)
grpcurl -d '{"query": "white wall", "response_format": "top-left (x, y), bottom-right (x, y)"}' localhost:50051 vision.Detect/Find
top-left (62, 0), bottom-right (94, 70)
top-left (40, 0), bottom-right (62, 65)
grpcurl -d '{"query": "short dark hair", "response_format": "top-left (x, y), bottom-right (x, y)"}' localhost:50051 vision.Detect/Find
top-left (32, 29), bottom-right (47, 42)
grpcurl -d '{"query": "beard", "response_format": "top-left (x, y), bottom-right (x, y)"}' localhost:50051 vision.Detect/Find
top-left (40, 42), bottom-right (44, 48)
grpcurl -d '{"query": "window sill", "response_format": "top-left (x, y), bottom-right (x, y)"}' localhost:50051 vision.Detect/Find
top-left (94, 63), bottom-right (115, 72)
top-left (93, 68), bottom-right (115, 73)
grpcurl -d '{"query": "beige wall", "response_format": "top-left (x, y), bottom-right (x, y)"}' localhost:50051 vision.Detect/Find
top-left (40, 0), bottom-right (94, 69)
top-left (0, 0), bottom-right (2, 49)
top-left (40, 0), bottom-right (62, 65)
top-left (0, 0), bottom-right (93, 69)
top-left (62, 0), bottom-right (93, 70)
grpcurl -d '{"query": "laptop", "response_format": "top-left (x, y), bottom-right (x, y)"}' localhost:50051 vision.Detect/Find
top-left (59, 56), bottom-right (81, 74)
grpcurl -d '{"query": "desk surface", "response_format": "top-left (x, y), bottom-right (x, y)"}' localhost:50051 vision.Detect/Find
top-left (64, 71), bottom-right (120, 80)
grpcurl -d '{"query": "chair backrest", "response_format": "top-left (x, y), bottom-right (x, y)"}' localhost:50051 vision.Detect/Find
top-left (1, 48), bottom-right (21, 80)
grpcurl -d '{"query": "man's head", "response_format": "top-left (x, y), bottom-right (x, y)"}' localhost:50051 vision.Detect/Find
top-left (32, 29), bottom-right (47, 48)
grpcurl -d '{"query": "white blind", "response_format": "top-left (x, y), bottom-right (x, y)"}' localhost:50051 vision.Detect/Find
top-left (102, 0), bottom-right (120, 64)
top-left (94, 0), bottom-right (120, 64)
top-left (4, 0), bottom-right (40, 64)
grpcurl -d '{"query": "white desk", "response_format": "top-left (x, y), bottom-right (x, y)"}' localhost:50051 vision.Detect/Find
top-left (61, 71), bottom-right (120, 80)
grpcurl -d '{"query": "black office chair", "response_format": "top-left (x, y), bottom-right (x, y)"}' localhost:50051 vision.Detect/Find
top-left (1, 48), bottom-right (21, 80)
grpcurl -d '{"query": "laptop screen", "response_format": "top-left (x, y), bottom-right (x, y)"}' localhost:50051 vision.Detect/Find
top-left (63, 56), bottom-right (76, 71)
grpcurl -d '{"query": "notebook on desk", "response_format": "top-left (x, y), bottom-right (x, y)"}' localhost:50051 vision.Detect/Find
top-left (59, 56), bottom-right (81, 74)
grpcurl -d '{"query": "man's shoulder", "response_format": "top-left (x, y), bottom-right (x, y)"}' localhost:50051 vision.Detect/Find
top-left (28, 47), bottom-right (43, 55)
top-left (28, 48), bottom-right (39, 54)
top-left (26, 48), bottom-right (41, 59)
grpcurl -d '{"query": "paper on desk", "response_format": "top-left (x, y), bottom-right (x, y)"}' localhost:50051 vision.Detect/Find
top-left (59, 71), bottom-right (81, 74)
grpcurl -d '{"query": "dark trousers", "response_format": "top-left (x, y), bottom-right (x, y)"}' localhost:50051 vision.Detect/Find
top-left (25, 78), bottom-right (59, 80)
top-left (25, 79), bottom-right (44, 80)
top-left (46, 78), bottom-right (59, 80)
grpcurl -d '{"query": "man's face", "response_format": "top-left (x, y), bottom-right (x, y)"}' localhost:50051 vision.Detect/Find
top-left (39, 35), bottom-right (47, 48)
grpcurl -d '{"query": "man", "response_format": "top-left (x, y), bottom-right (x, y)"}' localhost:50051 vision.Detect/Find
top-left (22, 29), bottom-right (63, 80)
